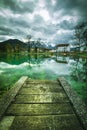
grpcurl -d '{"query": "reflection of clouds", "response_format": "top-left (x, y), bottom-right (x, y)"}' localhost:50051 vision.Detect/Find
top-left (0, 58), bottom-right (71, 78)
top-left (0, 62), bottom-right (39, 69)
top-left (0, 62), bottom-right (17, 68)
top-left (0, 70), bottom-right (4, 74)
top-left (42, 59), bottom-right (71, 75)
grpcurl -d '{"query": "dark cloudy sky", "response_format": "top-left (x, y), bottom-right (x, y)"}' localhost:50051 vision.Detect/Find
top-left (0, 0), bottom-right (87, 44)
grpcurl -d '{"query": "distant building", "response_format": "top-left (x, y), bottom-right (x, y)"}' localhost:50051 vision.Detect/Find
top-left (70, 43), bottom-right (87, 52)
top-left (56, 44), bottom-right (70, 52)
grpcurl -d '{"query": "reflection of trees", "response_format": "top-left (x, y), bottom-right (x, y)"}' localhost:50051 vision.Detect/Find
top-left (71, 58), bottom-right (87, 82)
top-left (28, 54), bottom-right (45, 67)
top-left (82, 59), bottom-right (87, 82)
top-left (0, 54), bottom-right (48, 65)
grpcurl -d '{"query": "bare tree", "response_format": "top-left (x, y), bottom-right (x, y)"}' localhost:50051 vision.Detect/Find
top-left (83, 28), bottom-right (87, 50)
top-left (74, 25), bottom-right (82, 51)
top-left (27, 35), bottom-right (32, 53)
top-left (34, 38), bottom-right (41, 53)
top-left (74, 22), bottom-right (87, 51)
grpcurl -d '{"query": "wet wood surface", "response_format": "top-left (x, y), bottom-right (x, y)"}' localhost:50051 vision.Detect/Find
top-left (0, 77), bottom-right (85, 130)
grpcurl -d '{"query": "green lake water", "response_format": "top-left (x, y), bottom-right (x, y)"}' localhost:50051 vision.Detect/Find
top-left (0, 54), bottom-right (87, 105)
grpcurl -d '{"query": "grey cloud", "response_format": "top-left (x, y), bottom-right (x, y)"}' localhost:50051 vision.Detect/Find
top-left (0, 0), bottom-right (38, 14)
top-left (9, 18), bottom-right (31, 28)
top-left (0, 26), bottom-right (15, 35)
top-left (56, 20), bottom-right (75, 30)
top-left (33, 26), bottom-right (56, 35)
top-left (33, 15), bottom-right (45, 24)
top-left (32, 14), bottom-right (57, 35)
top-left (32, 22), bottom-right (56, 36)
top-left (0, 15), bottom-right (8, 25)
top-left (44, 24), bottom-right (57, 35)
top-left (0, 36), bottom-right (8, 41)
top-left (44, 0), bottom-right (87, 22)
top-left (0, 23), bottom-right (27, 39)
top-left (0, 0), bottom-right (19, 13)
top-left (52, 27), bottom-right (74, 44)
top-left (54, 0), bottom-right (87, 21)
top-left (0, 0), bottom-right (87, 44)
top-left (53, 33), bottom-right (73, 44)
top-left (54, 0), bottom-right (86, 12)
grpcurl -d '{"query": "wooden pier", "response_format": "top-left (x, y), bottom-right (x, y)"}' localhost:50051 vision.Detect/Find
top-left (0, 76), bottom-right (87, 130)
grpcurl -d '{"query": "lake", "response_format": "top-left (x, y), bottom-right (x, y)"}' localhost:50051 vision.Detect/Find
top-left (0, 53), bottom-right (87, 105)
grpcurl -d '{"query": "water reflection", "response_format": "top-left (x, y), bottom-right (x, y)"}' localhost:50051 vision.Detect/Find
top-left (0, 53), bottom-right (40, 65)
top-left (68, 56), bottom-right (87, 105)
top-left (0, 54), bottom-right (69, 65)
top-left (55, 56), bottom-right (69, 64)
top-left (0, 54), bottom-right (87, 80)
top-left (0, 54), bottom-right (87, 105)
top-left (70, 57), bottom-right (87, 82)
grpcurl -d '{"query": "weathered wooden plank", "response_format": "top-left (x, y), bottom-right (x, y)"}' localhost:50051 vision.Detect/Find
top-left (0, 76), bottom-right (28, 120)
top-left (0, 116), bottom-right (15, 130)
top-left (58, 77), bottom-right (87, 130)
top-left (14, 93), bottom-right (69, 103)
top-left (18, 86), bottom-right (64, 94)
top-left (6, 103), bottom-right (74, 116)
top-left (25, 79), bottom-right (59, 84)
top-left (9, 115), bottom-right (83, 130)
top-left (23, 82), bottom-right (60, 88)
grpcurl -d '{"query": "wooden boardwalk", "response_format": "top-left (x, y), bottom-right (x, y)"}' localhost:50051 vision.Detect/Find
top-left (0, 76), bottom-right (87, 130)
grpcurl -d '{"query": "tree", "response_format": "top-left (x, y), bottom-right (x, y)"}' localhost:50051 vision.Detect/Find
top-left (27, 35), bottom-right (32, 53)
top-left (34, 38), bottom-right (41, 53)
top-left (37, 38), bottom-right (41, 53)
top-left (71, 58), bottom-right (87, 82)
top-left (74, 22), bottom-right (87, 51)
top-left (34, 41), bottom-right (38, 53)
top-left (6, 43), bottom-right (13, 53)
top-left (74, 24), bottom-right (83, 51)
top-left (15, 44), bottom-right (20, 53)
top-left (83, 28), bottom-right (87, 50)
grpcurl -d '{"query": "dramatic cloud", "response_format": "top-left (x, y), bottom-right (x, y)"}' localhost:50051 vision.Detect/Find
top-left (0, 0), bottom-right (87, 44)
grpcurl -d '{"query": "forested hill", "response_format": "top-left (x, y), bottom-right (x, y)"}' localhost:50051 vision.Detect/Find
top-left (0, 39), bottom-right (55, 53)
top-left (0, 39), bottom-right (27, 53)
